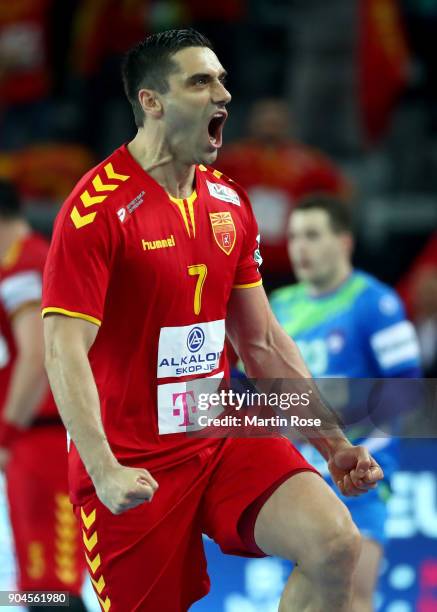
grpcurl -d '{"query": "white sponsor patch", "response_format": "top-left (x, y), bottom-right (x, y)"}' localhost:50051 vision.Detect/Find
top-left (157, 371), bottom-right (224, 434)
top-left (0, 271), bottom-right (42, 314)
top-left (370, 320), bottom-right (420, 369)
top-left (157, 319), bottom-right (225, 378)
top-left (206, 180), bottom-right (240, 206)
top-left (117, 191), bottom-right (145, 223)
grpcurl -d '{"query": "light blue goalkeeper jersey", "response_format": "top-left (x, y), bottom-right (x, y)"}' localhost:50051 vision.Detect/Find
top-left (270, 270), bottom-right (421, 487)
top-left (270, 270), bottom-right (420, 379)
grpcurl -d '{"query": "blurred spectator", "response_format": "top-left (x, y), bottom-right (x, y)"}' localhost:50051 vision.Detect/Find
top-left (398, 231), bottom-right (437, 376)
top-left (0, 0), bottom-right (54, 149)
top-left (287, 0), bottom-right (409, 153)
top-left (217, 98), bottom-right (351, 287)
top-left (70, 0), bottom-right (148, 80)
top-left (68, 0), bottom-right (149, 155)
top-left (359, 0), bottom-right (410, 144)
top-left (0, 143), bottom-right (95, 237)
top-left (0, 144), bottom-right (95, 202)
top-left (184, 0), bottom-right (247, 96)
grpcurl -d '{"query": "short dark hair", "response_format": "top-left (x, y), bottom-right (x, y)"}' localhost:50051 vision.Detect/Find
top-left (0, 180), bottom-right (21, 219)
top-left (294, 195), bottom-right (352, 233)
top-left (122, 28), bottom-right (213, 128)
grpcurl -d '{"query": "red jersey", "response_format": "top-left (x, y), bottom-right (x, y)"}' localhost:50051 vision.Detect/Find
top-left (0, 0), bottom-right (52, 104)
top-left (218, 140), bottom-right (349, 276)
top-left (0, 232), bottom-right (57, 418)
top-left (397, 231), bottom-right (437, 319)
top-left (42, 144), bottom-right (262, 504)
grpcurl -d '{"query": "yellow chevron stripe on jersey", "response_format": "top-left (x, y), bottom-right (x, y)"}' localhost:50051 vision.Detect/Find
top-left (71, 163), bottom-right (130, 229)
top-left (81, 507), bottom-right (97, 529)
top-left (53, 492), bottom-right (78, 584)
top-left (56, 540), bottom-right (77, 555)
top-left (55, 493), bottom-right (72, 508)
top-left (70, 206), bottom-right (96, 229)
top-left (104, 162), bottom-right (129, 181)
top-left (55, 524), bottom-right (77, 540)
top-left (83, 530), bottom-right (98, 552)
top-left (55, 508), bottom-right (77, 526)
top-left (92, 174), bottom-right (119, 192)
top-left (86, 552), bottom-right (101, 574)
top-left (80, 190), bottom-right (107, 207)
top-left (97, 595), bottom-right (111, 612)
top-left (55, 568), bottom-right (78, 585)
top-left (26, 542), bottom-right (45, 579)
top-left (55, 554), bottom-right (77, 570)
top-left (91, 575), bottom-right (106, 595)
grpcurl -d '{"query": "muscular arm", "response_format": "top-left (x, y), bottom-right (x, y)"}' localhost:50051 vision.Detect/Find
top-left (227, 286), bottom-right (384, 495)
top-left (3, 305), bottom-right (48, 427)
top-left (226, 285), bottom-right (348, 460)
top-left (43, 314), bottom-right (117, 479)
top-left (43, 314), bottom-right (158, 512)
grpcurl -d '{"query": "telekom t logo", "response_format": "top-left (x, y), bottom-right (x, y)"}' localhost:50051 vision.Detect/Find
top-left (172, 391), bottom-right (197, 427)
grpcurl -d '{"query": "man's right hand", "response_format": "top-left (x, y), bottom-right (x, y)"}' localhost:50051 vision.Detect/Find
top-left (92, 463), bottom-right (159, 514)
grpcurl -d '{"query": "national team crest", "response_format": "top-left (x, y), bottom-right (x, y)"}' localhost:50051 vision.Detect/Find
top-left (209, 212), bottom-right (236, 255)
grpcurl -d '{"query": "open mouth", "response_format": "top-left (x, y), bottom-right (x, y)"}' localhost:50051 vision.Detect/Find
top-left (207, 112), bottom-right (227, 149)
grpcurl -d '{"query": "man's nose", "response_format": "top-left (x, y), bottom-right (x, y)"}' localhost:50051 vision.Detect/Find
top-left (213, 81), bottom-right (232, 105)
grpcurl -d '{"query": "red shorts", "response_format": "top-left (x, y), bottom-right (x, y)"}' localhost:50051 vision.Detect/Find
top-left (6, 425), bottom-right (86, 594)
top-left (75, 436), bottom-right (317, 612)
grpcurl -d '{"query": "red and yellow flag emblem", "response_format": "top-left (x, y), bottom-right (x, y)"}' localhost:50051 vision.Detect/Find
top-left (209, 212), bottom-right (236, 255)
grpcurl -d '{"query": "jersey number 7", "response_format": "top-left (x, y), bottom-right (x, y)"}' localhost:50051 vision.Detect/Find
top-left (188, 264), bottom-right (207, 315)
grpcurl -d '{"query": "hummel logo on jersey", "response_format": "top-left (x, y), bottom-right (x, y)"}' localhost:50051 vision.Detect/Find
top-left (206, 180), bottom-right (240, 206)
top-left (142, 235), bottom-right (176, 251)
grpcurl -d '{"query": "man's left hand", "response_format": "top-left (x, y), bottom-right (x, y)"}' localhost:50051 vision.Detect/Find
top-left (328, 444), bottom-right (384, 497)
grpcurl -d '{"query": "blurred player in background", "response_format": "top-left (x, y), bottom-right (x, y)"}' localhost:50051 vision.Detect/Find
top-left (0, 181), bottom-right (86, 611)
top-left (42, 29), bottom-right (383, 612)
top-left (218, 98), bottom-right (351, 283)
top-left (270, 195), bottom-right (422, 612)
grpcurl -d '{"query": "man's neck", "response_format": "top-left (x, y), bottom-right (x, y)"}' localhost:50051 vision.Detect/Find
top-left (0, 220), bottom-right (29, 264)
top-left (307, 262), bottom-right (353, 297)
top-left (128, 129), bottom-right (196, 199)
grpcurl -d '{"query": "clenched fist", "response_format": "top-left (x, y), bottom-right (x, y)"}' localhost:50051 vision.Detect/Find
top-left (93, 463), bottom-right (159, 514)
top-left (328, 443), bottom-right (384, 497)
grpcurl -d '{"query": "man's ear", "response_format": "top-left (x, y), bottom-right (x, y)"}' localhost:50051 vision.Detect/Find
top-left (138, 88), bottom-right (163, 119)
top-left (341, 232), bottom-right (354, 257)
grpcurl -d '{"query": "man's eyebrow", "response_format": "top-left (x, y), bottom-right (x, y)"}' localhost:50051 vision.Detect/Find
top-left (186, 73), bottom-right (211, 83)
top-left (186, 70), bottom-right (228, 84)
